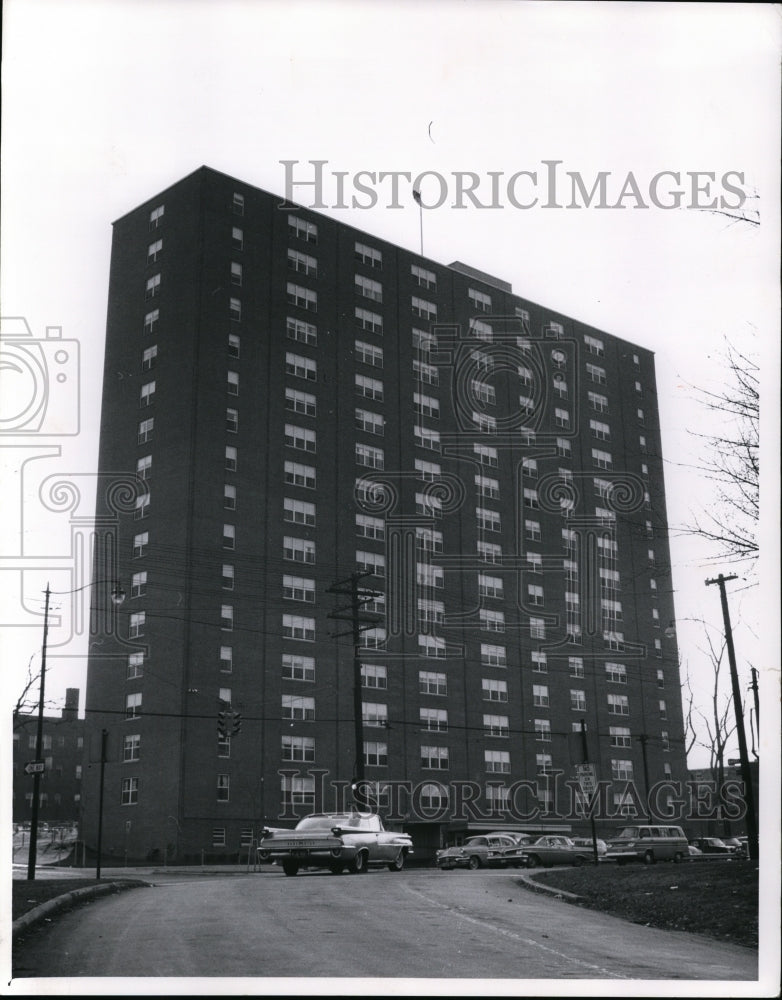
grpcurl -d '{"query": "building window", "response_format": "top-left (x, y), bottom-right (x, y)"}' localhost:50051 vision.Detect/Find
top-left (284, 460), bottom-right (316, 490)
top-left (414, 426), bottom-right (441, 452)
top-left (611, 759), bottom-right (634, 781)
top-left (226, 408), bottom-right (238, 433)
top-left (584, 334), bottom-right (604, 356)
top-left (482, 678), bottom-right (508, 702)
top-left (287, 317), bottom-right (318, 346)
top-left (412, 296), bottom-right (437, 320)
top-left (286, 388), bottom-right (317, 417)
top-left (485, 750), bottom-right (511, 774)
top-left (136, 455), bottom-right (152, 480)
top-left (534, 718), bottom-right (551, 742)
top-left (283, 735), bottom-right (316, 763)
top-left (527, 583), bottom-right (544, 606)
top-left (476, 507), bottom-right (501, 532)
top-left (605, 662), bottom-right (627, 684)
top-left (127, 651), bottom-right (144, 679)
top-left (285, 352), bottom-right (317, 381)
top-left (420, 707), bottom-right (447, 732)
top-left (355, 276), bottom-right (383, 305)
top-left (285, 424), bottom-right (316, 453)
top-left (419, 670), bottom-right (447, 696)
top-left (413, 392), bottom-right (440, 420)
top-left (149, 204), bottom-right (164, 229)
top-left (222, 564), bottom-right (234, 590)
top-left (356, 442), bottom-right (384, 469)
top-left (586, 363), bottom-right (606, 384)
top-left (283, 533), bottom-right (316, 561)
top-left (221, 604), bottom-right (234, 630)
top-left (283, 574), bottom-right (315, 603)
top-left (143, 309), bottom-right (159, 335)
top-left (230, 262), bottom-right (243, 286)
top-left (227, 370), bottom-right (239, 395)
top-left (356, 340), bottom-right (384, 368)
top-left (608, 693), bottom-right (630, 715)
top-left (147, 239), bottom-right (163, 264)
top-left (356, 514), bottom-right (385, 540)
top-left (609, 726), bottom-right (631, 748)
top-left (554, 408), bottom-right (570, 429)
top-left (216, 774), bottom-right (230, 802)
top-left (142, 345), bottom-right (158, 371)
top-left (363, 702), bottom-right (388, 728)
top-left (421, 746), bottom-right (449, 770)
top-left (232, 191), bottom-right (245, 215)
top-left (123, 734), bottom-right (140, 762)
top-left (533, 684), bottom-right (549, 708)
top-left (145, 274), bottom-right (161, 299)
top-left (223, 524), bottom-right (235, 549)
top-left (413, 358), bottom-right (438, 384)
top-left (282, 614), bottom-right (315, 641)
top-left (364, 741), bottom-right (388, 767)
top-left (418, 634), bottom-right (446, 658)
top-left (288, 249), bottom-right (318, 277)
top-left (131, 571), bottom-right (147, 599)
top-left (282, 653), bottom-right (316, 682)
top-left (282, 694), bottom-right (316, 721)
top-left (225, 446), bottom-right (237, 472)
top-left (355, 241), bottom-right (383, 269)
top-left (468, 287), bottom-right (491, 312)
top-left (570, 689), bottom-right (586, 712)
top-left (288, 214), bottom-right (318, 243)
top-left (132, 531), bottom-right (148, 559)
top-left (480, 643), bottom-right (507, 668)
top-left (356, 549), bottom-right (385, 577)
top-left (121, 777), bottom-right (139, 805)
top-left (134, 492), bottom-right (149, 520)
top-left (125, 692), bottom-right (142, 719)
top-left (411, 264), bottom-right (436, 288)
top-left (415, 458), bottom-right (441, 482)
top-left (479, 573), bottom-right (504, 599)
top-left (361, 663), bottom-right (387, 689)
top-left (592, 448), bottom-right (613, 470)
top-left (139, 380), bottom-right (156, 407)
top-left (355, 374), bottom-right (384, 401)
top-left (231, 226), bottom-right (243, 250)
top-left (659, 699), bottom-right (667, 719)
top-left (287, 282), bottom-right (317, 312)
top-left (484, 714), bottom-right (509, 738)
top-left (417, 526), bottom-right (444, 554)
top-left (220, 646), bottom-right (233, 672)
top-left (283, 497), bottom-right (315, 526)
top-left (530, 617), bottom-right (545, 640)
top-left (128, 613), bottom-right (145, 639)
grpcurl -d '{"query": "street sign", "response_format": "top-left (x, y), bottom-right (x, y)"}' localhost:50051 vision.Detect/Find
top-left (575, 763), bottom-right (597, 796)
top-left (24, 761), bottom-right (46, 775)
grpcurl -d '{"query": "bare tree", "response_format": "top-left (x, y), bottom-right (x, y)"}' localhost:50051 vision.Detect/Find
top-left (685, 331), bottom-right (759, 570)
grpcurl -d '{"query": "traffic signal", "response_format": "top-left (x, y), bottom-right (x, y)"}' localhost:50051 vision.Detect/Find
top-left (217, 710), bottom-right (228, 737)
top-left (231, 713), bottom-right (242, 736)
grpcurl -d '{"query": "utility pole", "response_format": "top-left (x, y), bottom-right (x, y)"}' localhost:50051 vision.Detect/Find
top-left (327, 572), bottom-right (383, 811)
top-left (96, 728), bottom-right (108, 879)
top-left (636, 733), bottom-right (651, 813)
top-left (705, 574), bottom-right (758, 862)
top-left (579, 720), bottom-right (600, 865)
top-left (27, 584), bottom-right (50, 881)
top-left (749, 667), bottom-right (759, 735)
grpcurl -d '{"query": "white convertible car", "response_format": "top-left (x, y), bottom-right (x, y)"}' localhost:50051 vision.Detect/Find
top-left (257, 812), bottom-right (414, 876)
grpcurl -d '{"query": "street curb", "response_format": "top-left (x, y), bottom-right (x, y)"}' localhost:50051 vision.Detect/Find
top-left (515, 871), bottom-right (582, 902)
top-left (12, 880), bottom-right (150, 940)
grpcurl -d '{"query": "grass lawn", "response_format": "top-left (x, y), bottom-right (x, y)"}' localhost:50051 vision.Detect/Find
top-left (525, 858), bottom-right (758, 948)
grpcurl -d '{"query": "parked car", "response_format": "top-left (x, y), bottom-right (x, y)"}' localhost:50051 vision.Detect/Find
top-left (571, 837), bottom-right (607, 857)
top-left (689, 837), bottom-right (742, 856)
top-left (518, 835), bottom-right (591, 868)
top-left (688, 843), bottom-right (703, 856)
top-left (604, 825), bottom-right (689, 865)
top-left (721, 837), bottom-right (747, 855)
top-left (436, 834), bottom-right (526, 870)
top-left (257, 812), bottom-right (413, 876)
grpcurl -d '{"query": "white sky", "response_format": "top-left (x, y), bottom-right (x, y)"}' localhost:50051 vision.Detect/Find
top-left (2, 0), bottom-right (779, 760)
top-left (1, 1), bottom-right (780, 995)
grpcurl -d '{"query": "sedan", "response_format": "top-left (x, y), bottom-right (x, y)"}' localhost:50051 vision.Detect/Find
top-left (258, 812), bottom-right (413, 876)
top-left (690, 837), bottom-right (742, 856)
top-left (572, 837), bottom-right (607, 857)
top-left (436, 834), bottom-right (526, 870)
top-left (519, 835), bottom-right (591, 868)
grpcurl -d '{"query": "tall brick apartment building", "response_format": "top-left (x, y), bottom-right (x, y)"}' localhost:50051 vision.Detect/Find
top-left (82, 166), bottom-right (687, 862)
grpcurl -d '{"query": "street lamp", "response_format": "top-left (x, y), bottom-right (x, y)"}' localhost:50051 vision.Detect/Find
top-left (26, 580), bottom-right (124, 881)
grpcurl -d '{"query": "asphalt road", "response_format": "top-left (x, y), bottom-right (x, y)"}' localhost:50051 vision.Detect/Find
top-left (11, 867), bottom-right (758, 986)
